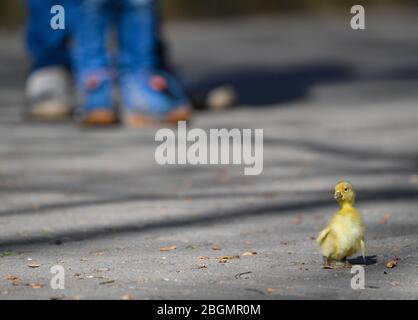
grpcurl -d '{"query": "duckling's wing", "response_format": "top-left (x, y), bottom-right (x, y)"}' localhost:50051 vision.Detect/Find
top-left (316, 227), bottom-right (331, 246)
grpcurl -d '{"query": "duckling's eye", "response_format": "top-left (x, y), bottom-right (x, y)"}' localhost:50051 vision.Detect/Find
top-left (344, 187), bottom-right (348, 192)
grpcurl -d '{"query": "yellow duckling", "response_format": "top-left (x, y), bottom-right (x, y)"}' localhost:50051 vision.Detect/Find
top-left (317, 181), bottom-right (366, 268)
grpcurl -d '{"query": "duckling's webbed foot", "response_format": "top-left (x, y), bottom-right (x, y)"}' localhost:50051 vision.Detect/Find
top-left (332, 260), bottom-right (347, 269)
top-left (323, 257), bottom-right (349, 269)
top-left (343, 257), bottom-right (352, 268)
top-left (322, 257), bottom-right (333, 269)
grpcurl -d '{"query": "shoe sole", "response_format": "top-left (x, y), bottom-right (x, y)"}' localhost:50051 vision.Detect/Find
top-left (27, 100), bottom-right (72, 121)
top-left (81, 109), bottom-right (118, 127)
top-left (123, 106), bottom-right (192, 128)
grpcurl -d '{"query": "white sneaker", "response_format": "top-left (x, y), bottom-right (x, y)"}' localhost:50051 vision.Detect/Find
top-left (25, 67), bottom-right (74, 121)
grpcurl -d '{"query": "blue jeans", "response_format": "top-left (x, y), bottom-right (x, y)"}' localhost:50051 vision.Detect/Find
top-left (25, 0), bottom-right (77, 72)
top-left (26, 0), bottom-right (166, 73)
top-left (73, 0), bottom-right (163, 110)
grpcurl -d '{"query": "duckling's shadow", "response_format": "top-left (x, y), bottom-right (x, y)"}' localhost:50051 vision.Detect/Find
top-left (348, 255), bottom-right (377, 266)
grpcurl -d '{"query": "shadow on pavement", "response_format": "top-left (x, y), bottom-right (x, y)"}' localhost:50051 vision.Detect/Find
top-left (190, 62), bottom-right (418, 107)
top-left (348, 255), bottom-right (377, 266)
top-left (191, 62), bottom-right (353, 106)
top-left (0, 186), bottom-right (417, 249)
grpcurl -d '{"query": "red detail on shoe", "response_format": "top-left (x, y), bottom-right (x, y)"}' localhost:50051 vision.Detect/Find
top-left (149, 75), bottom-right (167, 91)
top-left (85, 75), bottom-right (100, 90)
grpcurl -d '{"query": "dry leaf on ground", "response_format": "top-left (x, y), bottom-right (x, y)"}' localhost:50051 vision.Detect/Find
top-left (266, 288), bottom-right (279, 294)
top-left (159, 245), bottom-right (177, 252)
top-left (4, 275), bottom-right (20, 281)
top-left (218, 255), bottom-right (240, 263)
top-left (386, 260), bottom-right (398, 268)
top-left (211, 245), bottom-right (221, 251)
top-left (379, 214), bottom-right (391, 225)
top-left (241, 251), bottom-right (257, 256)
top-left (218, 255), bottom-right (239, 260)
top-left (28, 264), bottom-right (41, 268)
top-left (292, 216), bottom-right (302, 225)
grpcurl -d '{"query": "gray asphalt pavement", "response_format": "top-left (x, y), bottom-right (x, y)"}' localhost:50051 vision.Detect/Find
top-left (0, 10), bottom-right (417, 299)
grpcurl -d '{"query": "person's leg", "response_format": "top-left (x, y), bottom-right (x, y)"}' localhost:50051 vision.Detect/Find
top-left (26, 0), bottom-right (71, 71)
top-left (117, 0), bottom-right (159, 72)
top-left (25, 0), bottom-right (75, 120)
top-left (72, 0), bottom-right (116, 125)
top-left (118, 0), bottom-right (191, 127)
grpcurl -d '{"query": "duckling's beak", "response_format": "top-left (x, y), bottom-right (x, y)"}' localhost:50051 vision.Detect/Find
top-left (334, 191), bottom-right (343, 200)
